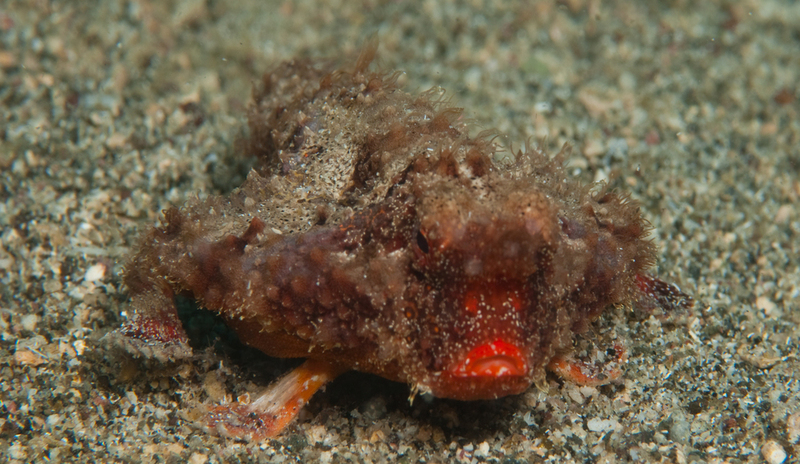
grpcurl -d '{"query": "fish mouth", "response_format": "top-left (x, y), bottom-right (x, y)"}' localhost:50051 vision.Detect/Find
top-left (452, 339), bottom-right (527, 378)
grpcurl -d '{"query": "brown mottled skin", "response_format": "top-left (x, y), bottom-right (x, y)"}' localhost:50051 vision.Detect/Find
top-left (116, 45), bottom-right (689, 434)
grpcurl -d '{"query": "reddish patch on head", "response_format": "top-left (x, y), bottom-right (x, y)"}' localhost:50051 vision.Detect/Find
top-left (464, 292), bottom-right (480, 315)
top-left (452, 340), bottom-right (527, 378)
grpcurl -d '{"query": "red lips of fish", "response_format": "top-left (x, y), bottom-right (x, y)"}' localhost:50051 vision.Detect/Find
top-left (452, 339), bottom-right (528, 378)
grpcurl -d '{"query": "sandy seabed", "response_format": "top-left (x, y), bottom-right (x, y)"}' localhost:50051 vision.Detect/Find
top-left (1, 1), bottom-right (798, 463)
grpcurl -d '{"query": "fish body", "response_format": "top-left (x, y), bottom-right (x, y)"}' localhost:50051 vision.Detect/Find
top-left (114, 45), bottom-right (691, 438)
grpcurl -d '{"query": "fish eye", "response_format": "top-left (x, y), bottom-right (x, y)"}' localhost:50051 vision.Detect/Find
top-left (416, 230), bottom-right (429, 254)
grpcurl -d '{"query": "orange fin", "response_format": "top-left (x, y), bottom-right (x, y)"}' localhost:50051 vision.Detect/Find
top-left (547, 344), bottom-right (626, 387)
top-left (207, 359), bottom-right (345, 440)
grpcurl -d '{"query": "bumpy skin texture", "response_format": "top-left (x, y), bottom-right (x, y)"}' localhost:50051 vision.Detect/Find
top-left (118, 46), bottom-right (677, 415)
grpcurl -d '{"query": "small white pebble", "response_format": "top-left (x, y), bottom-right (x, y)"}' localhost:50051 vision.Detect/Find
top-left (84, 263), bottom-right (107, 282)
top-left (579, 385), bottom-right (598, 398)
top-left (46, 413), bottom-right (62, 428)
top-left (21, 314), bottom-right (39, 331)
top-left (787, 411), bottom-right (800, 444)
top-left (474, 441), bottom-right (490, 457)
top-left (105, 132), bottom-right (127, 149)
top-left (755, 295), bottom-right (778, 316)
top-left (306, 424), bottom-right (327, 445)
top-left (73, 339), bottom-right (86, 356)
top-left (522, 411), bottom-right (537, 426)
top-left (464, 67), bottom-right (481, 91)
top-left (775, 204), bottom-right (792, 224)
top-left (188, 453), bottom-right (208, 464)
top-left (761, 440), bottom-right (787, 464)
top-left (587, 417), bottom-right (618, 433)
top-left (567, 386), bottom-right (585, 404)
top-left (318, 450), bottom-right (333, 464)
top-left (8, 443), bottom-right (27, 460)
top-left (534, 101), bottom-right (552, 113)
